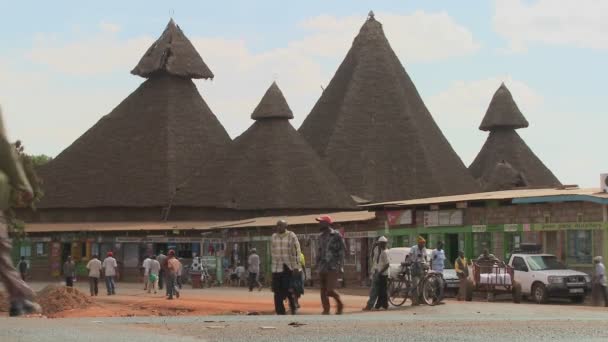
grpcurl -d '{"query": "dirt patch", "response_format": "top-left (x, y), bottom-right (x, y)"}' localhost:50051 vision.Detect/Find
top-left (0, 292), bottom-right (8, 312)
top-left (36, 285), bottom-right (92, 315)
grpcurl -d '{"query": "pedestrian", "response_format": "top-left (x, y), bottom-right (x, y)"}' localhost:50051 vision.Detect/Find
top-left (102, 251), bottom-right (118, 295)
top-left (477, 248), bottom-right (498, 262)
top-left (142, 255), bottom-right (152, 291)
top-left (407, 236), bottom-right (428, 306)
top-left (592, 256), bottom-right (608, 307)
top-left (291, 251), bottom-right (306, 309)
top-left (157, 250), bottom-right (167, 290)
top-left (454, 251), bottom-right (469, 301)
top-left (271, 220), bottom-right (301, 315)
top-left (63, 256), bottom-right (76, 287)
top-left (247, 248), bottom-right (262, 291)
top-left (86, 254), bottom-right (102, 296)
top-left (368, 236), bottom-right (389, 310)
top-left (315, 215), bottom-right (345, 315)
top-left (148, 255), bottom-right (161, 294)
top-left (431, 241), bottom-right (446, 273)
top-left (235, 262), bottom-right (246, 287)
top-left (166, 250), bottom-right (181, 300)
top-left (176, 258), bottom-right (184, 289)
top-left (363, 238), bottom-right (381, 311)
top-left (17, 256), bottom-right (28, 281)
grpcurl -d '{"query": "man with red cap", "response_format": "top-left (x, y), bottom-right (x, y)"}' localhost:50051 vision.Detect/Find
top-left (102, 251), bottom-right (118, 295)
top-left (315, 215), bottom-right (346, 314)
top-left (166, 249), bottom-right (181, 300)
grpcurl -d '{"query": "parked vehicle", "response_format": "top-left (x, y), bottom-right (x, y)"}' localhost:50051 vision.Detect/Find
top-left (508, 253), bottom-right (591, 303)
top-left (471, 258), bottom-right (521, 303)
top-left (387, 247), bottom-right (459, 295)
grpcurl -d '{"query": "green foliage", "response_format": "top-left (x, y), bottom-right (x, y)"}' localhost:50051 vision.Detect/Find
top-left (30, 154), bottom-right (53, 168)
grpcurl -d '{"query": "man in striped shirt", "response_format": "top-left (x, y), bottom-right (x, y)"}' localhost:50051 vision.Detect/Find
top-left (271, 220), bottom-right (302, 315)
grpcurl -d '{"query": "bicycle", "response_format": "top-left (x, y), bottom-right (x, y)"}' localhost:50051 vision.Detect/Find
top-left (388, 261), bottom-right (444, 306)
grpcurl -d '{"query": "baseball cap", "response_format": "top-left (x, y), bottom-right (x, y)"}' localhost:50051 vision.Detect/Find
top-left (315, 215), bottom-right (333, 224)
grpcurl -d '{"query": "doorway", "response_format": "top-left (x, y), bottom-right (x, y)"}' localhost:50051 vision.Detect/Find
top-left (446, 234), bottom-right (459, 265)
top-left (61, 243), bottom-right (72, 263)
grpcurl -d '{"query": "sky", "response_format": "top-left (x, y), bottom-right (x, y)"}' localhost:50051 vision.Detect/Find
top-left (0, 0), bottom-right (606, 187)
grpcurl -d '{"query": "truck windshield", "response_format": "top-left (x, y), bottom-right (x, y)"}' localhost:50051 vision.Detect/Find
top-left (526, 256), bottom-right (567, 271)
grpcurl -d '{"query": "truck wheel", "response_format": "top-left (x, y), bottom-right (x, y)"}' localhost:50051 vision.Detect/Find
top-left (532, 283), bottom-right (548, 304)
top-left (571, 296), bottom-right (585, 304)
top-left (512, 282), bottom-right (522, 304)
top-left (465, 280), bottom-right (474, 302)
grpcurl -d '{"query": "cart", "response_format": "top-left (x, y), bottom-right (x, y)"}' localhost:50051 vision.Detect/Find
top-left (469, 259), bottom-right (521, 303)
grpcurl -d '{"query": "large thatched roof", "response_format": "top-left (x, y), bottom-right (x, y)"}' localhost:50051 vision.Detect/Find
top-left (479, 83), bottom-right (529, 131)
top-left (38, 21), bottom-right (230, 209)
top-left (298, 15), bottom-right (479, 202)
top-left (470, 84), bottom-right (560, 190)
top-left (479, 160), bottom-right (528, 192)
top-left (131, 19), bottom-right (214, 79)
top-left (175, 82), bottom-right (356, 210)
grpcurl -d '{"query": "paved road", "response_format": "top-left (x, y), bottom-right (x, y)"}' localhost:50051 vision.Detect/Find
top-left (2, 300), bottom-right (607, 342)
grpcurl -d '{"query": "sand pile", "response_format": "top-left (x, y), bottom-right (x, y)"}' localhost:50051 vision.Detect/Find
top-left (36, 285), bottom-right (92, 315)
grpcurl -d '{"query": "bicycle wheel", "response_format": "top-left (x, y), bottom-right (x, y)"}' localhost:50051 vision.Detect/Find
top-left (388, 278), bottom-right (408, 306)
top-left (421, 275), bottom-right (444, 306)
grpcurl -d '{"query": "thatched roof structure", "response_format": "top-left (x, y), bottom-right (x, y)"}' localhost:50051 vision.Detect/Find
top-left (479, 83), bottom-right (529, 131)
top-left (298, 14), bottom-right (479, 202)
top-left (479, 160), bottom-right (528, 192)
top-left (469, 84), bottom-right (561, 190)
top-left (131, 19), bottom-right (214, 79)
top-left (175, 82), bottom-right (356, 210)
top-left (38, 20), bottom-right (230, 209)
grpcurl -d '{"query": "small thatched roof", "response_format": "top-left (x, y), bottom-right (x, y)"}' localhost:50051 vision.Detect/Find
top-left (131, 19), bottom-right (213, 79)
top-left (175, 82), bottom-right (356, 210)
top-left (469, 130), bottom-right (561, 189)
top-left (298, 14), bottom-right (479, 202)
top-left (251, 82), bottom-right (294, 120)
top-left (479, 83), bottom-right (529, 131)
top-left (479, 160), bottom-right (528, 192)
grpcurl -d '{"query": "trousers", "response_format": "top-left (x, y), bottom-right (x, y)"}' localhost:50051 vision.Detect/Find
top-left (248, 272), bottom-right (261, 291)
top-left (0, 217), bottom-right (34, 301)
top-left (366, 274), bottom-right (379, 309)
top-left (272, 266), bottom-right (295, 315)
top-left (375, 275), bottom-right (389, 309)
top-left (105, 276), bottom-right (116, 294)
top-left (319, 271), bottom-right (343, 313)
top-left (89, 277), bottom-right (99, 296)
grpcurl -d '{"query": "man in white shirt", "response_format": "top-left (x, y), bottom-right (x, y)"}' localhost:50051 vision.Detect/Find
top-left (431, 241), bottom-right (446, 273)
top-left (86, 255), bottom-right (102, 296)
top-left (142, 255), bottom-right (152, 291)
top-left (593, 256), bottom-right (607, 307)
top-left (407, 236), bottom-right (428, 305)
top-left (365, 236), bottom-right (389, 310)
top-left (148, 255), bottom-right (161, 294)
top-left (248, 248), bottom-right (262, 291)
top-left (102, 252), bottom-right (118, 295)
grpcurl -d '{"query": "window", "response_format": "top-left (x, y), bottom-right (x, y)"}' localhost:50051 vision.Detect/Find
top-left (567, 230), bottom-right (592, 264)
top-left (527, 256), bottom-right (566, 271)
top-left (35, 242), bottom-right (46, 256)
top-left (177, 243), bottom-right (194, 259)
top-left (19, 246), bottom-right (32, 258)
top-left (512, 257), bottom-right (528, 272)
top-left (577, 213), bottom-right (584, 223)
top-left (473, 233), bottom-right (491, 257)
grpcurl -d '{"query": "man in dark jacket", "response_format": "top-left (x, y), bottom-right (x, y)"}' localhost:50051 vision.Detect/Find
top-left (18, 256), bottom-right (28, 281)
top-left (315, 215), bottom-right (345, 315)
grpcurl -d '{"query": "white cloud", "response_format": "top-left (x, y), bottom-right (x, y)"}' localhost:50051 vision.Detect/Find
top-left (493, 0), bottom-right (608, 52)
top-left (100, 21), bottom-right (121, 33)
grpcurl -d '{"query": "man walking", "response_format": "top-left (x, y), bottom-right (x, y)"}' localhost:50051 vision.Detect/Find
top-left (248, 248), bottom-right (262, 291)
top-left (63, 256), bottom-right (75, 287)
top-left (407, 236), bottom-right (428, 306)
top-left (271, 220), bottom-right (301, 315)
top-left (431, 241), bottom-right (446, 273)
top-left (0, 109), bottom-right (41, 316)
top-left (148, 255), bottom-right (161, 294)
top-left (592, 256), bottom-right (607, 307)
top-left (102, 251), bottom-right (118, 295)
top-left (142, 255), bottom-right (152, 291)
top-left (363, 237), bottom-right (381, 311)
top-left (157, 250), bottom-right (167, 290)
top-left (455, 251), bottom-right (469, 301)
top-left (365, 236), bottom-right (389, 310)
top-left (86, 254), bottom-right (102, 296)
top-left (17, 256), bottom-right (28, 281)
top-left (166, 250), bottom-right (181, 300)
top-left (315, 215), bottom-right (345, 315)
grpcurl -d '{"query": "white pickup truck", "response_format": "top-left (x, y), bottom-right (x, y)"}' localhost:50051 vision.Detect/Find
top-left (507, 253), bottom-right (591, 303)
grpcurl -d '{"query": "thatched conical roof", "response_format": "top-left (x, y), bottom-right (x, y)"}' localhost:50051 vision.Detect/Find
top-left (131, 19), bottom-right (214, 79)
top-left (479, 83), bottom-right (529, 131)
top-left (479, 160), bottom-right (528, 192)
top-left (175, 82), bottom-right (356, 210)
top-left (38, 21), bottom-right (230, 209)
top-left (298, 14), bottom-right (479, 202)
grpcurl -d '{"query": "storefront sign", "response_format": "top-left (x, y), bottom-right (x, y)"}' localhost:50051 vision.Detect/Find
top-left (534, 222), bottom-right (605, 231)
top-left (504, 224), bottom-right (519, 232)
top-left (115, 237), bottom-right (141, 243)
top-left (472, 225), bottom-right (487, 233)
top-left (386, 210), bottom-right (413, 226)
top-left (423, 210), bottom-right (463, 227)
top-left (344, 231), bottom-right (379, 239)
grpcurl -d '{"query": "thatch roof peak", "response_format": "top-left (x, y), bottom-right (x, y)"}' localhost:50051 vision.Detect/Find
top-left (480, 160), bottom-right (528, 191)
top-left (479, 83), bottom-right (529, 131)
top-left (131, 19), bottom-right (214, 79)
top-left (251, 82), bottom-right (294, 120)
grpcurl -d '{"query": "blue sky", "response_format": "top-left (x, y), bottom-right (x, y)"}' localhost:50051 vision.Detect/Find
top-left (0, 0), bottom-right (606, 187)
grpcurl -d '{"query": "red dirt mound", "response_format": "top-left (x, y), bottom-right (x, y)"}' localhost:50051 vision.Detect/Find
top-left (36, 285), bottom-right (92, 315)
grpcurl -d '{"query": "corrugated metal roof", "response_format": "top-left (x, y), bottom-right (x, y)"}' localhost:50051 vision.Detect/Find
top-left (362, 187), bottom-right (608, 208)
top-left (24, 211), bottom-right (376, 233)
